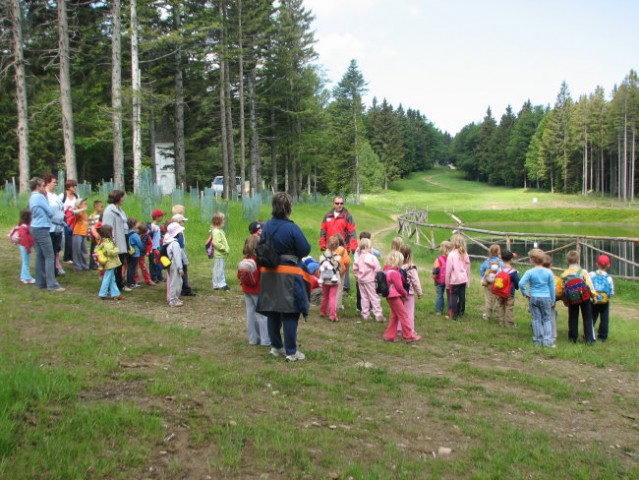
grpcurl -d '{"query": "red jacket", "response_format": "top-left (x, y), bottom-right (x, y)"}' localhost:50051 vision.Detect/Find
top-left (238, 255), bottom-right (261, 295)
top-left (319, 209), bottom-right (358, 253)
top-left (384, 265), bottom-right (407, 299)
top-left (19, 224), bottom-right (35, 253)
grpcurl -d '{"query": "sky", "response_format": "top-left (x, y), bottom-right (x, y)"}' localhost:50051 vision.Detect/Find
top-left (303, 0), bottom-right (639, 135)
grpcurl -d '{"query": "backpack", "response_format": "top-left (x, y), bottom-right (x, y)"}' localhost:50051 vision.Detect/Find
top-left (433, 255), bottom-right (447, 286)
top-left (554, 275), bottom-right (564, 301)
top-left (8, 226), bottom-right (21, 245)
top-left (375, 270), bottom-right (389, 297)
top-left (563, 270), bottom-right (591, 305)
top-left (256, 223), bottom-right (283, 268)
top-left (205, 237), bottom-right (214, 259)
top-left (318, 253), bottom-right (339, 284)
top-left (157, 242), bottom-right (172, 269)
top-left (399, 266), bottom-right (412, 292)
top-left (590, 271), bottom-right (611, 303)
top-left (481, 259), bottom-right (501, 285)
top-left (65, 207), bottom-right (76, 230)
top-left (491, 267), bottom-right (514, 299)
top-left (237, 258), bottom-right (258, 287)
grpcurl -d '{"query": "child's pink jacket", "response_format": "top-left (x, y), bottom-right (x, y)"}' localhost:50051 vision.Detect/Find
top-left (384, 265), bottom-right (407, 298)
top-left (445, 249), bottom-right (471, 287)
top-left (353, 250), bottom-right (380, 283)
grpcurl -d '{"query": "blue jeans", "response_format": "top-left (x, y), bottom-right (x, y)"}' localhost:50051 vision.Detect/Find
top-left (267, 312), bottom-right (300, 355)
top-left (99, 268), bottom-right (121, 298)
top-left (19, 245), bottom-right (33, 282)
top-left (530, 297), bottom-right (553, 346)
top-left (212, 257), bottom-right (227, 288)
top-left (435, 283), bottom-right (449, 314)
top-left (32, 227), bottom-right (60, 290)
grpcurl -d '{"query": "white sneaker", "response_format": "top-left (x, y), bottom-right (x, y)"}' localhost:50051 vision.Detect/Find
top-left (270, 347), bottom-right (286, 357)
top-left (122, 286), bottom-right (133, 292)
top-left (21, 279), bottom-right (36, 284)
top-left (285, 351), bottom-right (305, 362)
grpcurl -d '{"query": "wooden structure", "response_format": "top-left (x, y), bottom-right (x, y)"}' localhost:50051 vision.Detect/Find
top-left (397, 211), bottom-right (639, 280)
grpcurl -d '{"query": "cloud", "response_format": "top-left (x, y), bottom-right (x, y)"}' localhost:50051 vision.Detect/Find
top-left (313, 32), bottom-right (367, 80)
top-left (306, 0), bottom-right (380, 17)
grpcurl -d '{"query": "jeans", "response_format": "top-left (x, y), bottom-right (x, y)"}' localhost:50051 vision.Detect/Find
top-left (450, 284), bottom-right (466, 319)
top-left (435, 283), bottom-right (449, 314)
top-left (343, 263), bottom-right (351, 291)
top-left (267, 312), bottom-right (300, 355)
top-left (244, 293), bottom-right (270, 345)
top-left (592, 303), bottom-right (610, 340)
top-left (212, 257), bottom-right (227, 288)
top-left (19, 245), bottom-right (33, 282)
top-left (529, 296), bottom-right (553, 346)
top-left (32, 227), bottom-right (60, 289)
top-left (99, 268), bottom-right (120, 298)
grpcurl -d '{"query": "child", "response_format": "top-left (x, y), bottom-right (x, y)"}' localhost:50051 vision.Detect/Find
top-left (432, 240), bottom-right (451, 316)
top-left (354, 231), bottom-right (381, 311)
top-left (382, 250), bottom-right (421, 343)
top-left (353, 238), bottom-right (384, 322)
top-left (334, 234), bottom-right (351, 311)
top-left (493, 250), bottom-right (520, 328)
top-left (560, 250), bottom-right (597, 345)
top-left (71, 197), bottom-right (89, 271)
top-left (519, 248), bottom-right (556, 347)
top-left (164, 222), bottom-right (185, 307)
top-left (589, 254), bottom-right (615, 342)
top-left (135, 222), bottom-right (154, 285)
top-left (319, 235), bottom-right (342, 322)
top-left (390, 236), bottom-right (404, 252)
top-left (479, 244), bottom-right (502, 320)
top-left (208, 212), bottom-right (230, 291)
top-left (87, 200), bottom-right (103, 270)
top-left (238, 236), bottom-right (270, 346)
top-left (95, 225), bottom-right (123, 300)
top-left (543, 254), bottom-right (561, 341)
top-left (171, 207), bottom-right (194, 296)
top-left (398, 243), bottom-right (422, 336)
top-left (15, 208), bottom-right (35, 284)
top-left (126, 218), bottom-right (142, 288)
top-left (445, 234), bottom-right (471, 321)
top-left (149, 209), bottom-right (166, 282)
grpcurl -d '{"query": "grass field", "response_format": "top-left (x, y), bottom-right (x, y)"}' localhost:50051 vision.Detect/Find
top-left (1, 168), bottom-right (638, 479)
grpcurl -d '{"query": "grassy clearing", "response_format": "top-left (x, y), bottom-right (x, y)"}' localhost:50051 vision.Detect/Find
top-left (1, 170), bottom-right (638, 479)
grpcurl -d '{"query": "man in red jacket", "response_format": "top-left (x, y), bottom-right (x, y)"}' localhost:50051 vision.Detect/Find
top-left (319, 196), bottom-right (358, 293)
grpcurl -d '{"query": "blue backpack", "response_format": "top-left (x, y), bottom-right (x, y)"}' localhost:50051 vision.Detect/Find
top-left (591, 271), bottom-right (612, 302)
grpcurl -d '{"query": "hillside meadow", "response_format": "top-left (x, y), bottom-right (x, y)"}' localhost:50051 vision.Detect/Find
top-left (1, 168), bottom-right (638, 479)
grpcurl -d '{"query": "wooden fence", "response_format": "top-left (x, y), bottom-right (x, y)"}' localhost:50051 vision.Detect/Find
top-left (397, 210), bottom-right (639, 280)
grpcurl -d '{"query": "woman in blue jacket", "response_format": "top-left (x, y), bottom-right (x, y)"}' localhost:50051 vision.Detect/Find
top-left (258, 192), bottom-right (311, 362)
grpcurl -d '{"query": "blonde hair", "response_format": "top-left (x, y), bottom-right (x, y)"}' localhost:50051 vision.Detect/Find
top-left (359, 238), bottom-right (371, 250)
top-left (528, 248), bottom-right (545, 265)
top-left (489, 244), bottom-right (501, 257)
top-left (172, 204), bottom-right (185, 215)
top-left (391, 236), bottom-right (404, 251)
top-left (326, 235), bottom-right (339, 252)
top-left (450, 234), bottom-right (467, 255)
top-left (386, 250), bottom-right (404, 267)
top-left (211, 211), bottom-right (225, 227)
top-left (439, 240), bottom-right (452, 255)
top-left (566, 250), bottom-right (580, 265)
top-left (399, 244), bottom-right (412, 265)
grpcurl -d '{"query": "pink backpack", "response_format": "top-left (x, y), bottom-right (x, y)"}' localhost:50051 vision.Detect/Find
top-left (436, 255), bottom-right (447, 285)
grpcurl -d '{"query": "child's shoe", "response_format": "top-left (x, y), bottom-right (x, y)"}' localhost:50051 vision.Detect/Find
top-left (285, 351), bottom-right (305, 362)
top-left (405, 335), bottom-right (422, 343)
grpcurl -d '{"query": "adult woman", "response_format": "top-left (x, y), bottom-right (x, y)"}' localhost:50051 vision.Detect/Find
top-left (257, 192), bottom-right (311, 362)
top-left (42, 174), bottom-right (66, 276)
top-left (28, 177), bottom-right (64, 291)
top-left (101, 190), bottom-right (129, 292)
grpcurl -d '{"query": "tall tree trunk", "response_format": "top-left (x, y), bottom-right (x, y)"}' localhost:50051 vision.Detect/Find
top-left (218, 3), bottom-right (229, 198)
top-left (354, 99), bottom-right (360, 204)
top-left (224, 55), bottom-right (235, 196)
top-left (10, 0), bottom-right (30, 194)
top-left (174, 49), bottom-right (186, 188)
top-left (131, 0), bottom-right (142, 193)
top-left (237, 0), bottom-right (246, 197)
top-left (111, 0), bottom-right (124, 188)
top-left (270, 110), bottom-right (277, 192)
top-left (248, 68), bottom-right (259, 196)
top-left (58, 0), bottom-right (77, 181)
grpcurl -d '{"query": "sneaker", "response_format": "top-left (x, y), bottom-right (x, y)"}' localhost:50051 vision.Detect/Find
top-left (21, 279), bottom-right (36, 284)
top-left (113, 294), bottom-right (124, 300)
top-left (48, 286), bottom-right (66, 292)
top-left (57, 268), bottom-right (66, 275)
top-left (270, 347), bottom-right (286, 357)
top-left (169, 300), bottom-right (183, 307)
top-left (405, 335), bottom-right (422, 343)
top-left (285, 351), bottom-right (305, 362)
top-left (122, 286), bottom-right (133, 292)
top-left (220, 285), bottom-right (230, 291)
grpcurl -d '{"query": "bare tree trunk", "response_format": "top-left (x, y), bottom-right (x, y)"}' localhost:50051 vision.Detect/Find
top-left (174, 44), bottom-right (186, 188)
top-left (218, 3), bottom-right (229, 198)
top-left (10, 0), bottom-right (30, 194)
top-left (58, 0), bottom-right (77, 181)
top-left (248, 68), bottom-right (259, 196)
top-left (131, 0), bottom-right (142, 193)
top-left (632, 128), bottom-right (636, 202)
top-left (238, 0), bottom-right (246, 197)
top-left (224, 56), bottom-right (235, 196)
top-left (270, 110), bottom-right (277, 192)
top-left (111, 0), bottom-right (124, 188)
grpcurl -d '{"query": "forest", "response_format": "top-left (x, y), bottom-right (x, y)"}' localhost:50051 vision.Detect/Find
top-left (1, 1), bottom-right (637, 201)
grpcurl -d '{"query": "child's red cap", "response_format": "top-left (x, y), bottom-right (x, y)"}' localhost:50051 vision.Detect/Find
top-left (151, 209), bottom-right (166, 219)
top-left (597, 254), bottom-right (610, 267)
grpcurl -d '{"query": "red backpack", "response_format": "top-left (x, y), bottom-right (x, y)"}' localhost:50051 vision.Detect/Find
top-left (491, 267), bottom-right (514, 299)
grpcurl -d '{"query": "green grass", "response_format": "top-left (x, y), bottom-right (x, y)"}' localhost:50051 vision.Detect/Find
top-left (0, 169), bottom-right (638, 478)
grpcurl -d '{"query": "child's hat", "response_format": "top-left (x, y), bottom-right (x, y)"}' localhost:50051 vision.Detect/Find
top-left (597, 254), bottom-right (610, 267)
top-left (165, 222), bottom-right (184, 240)
top-left (75, 197), bottom-right (86, 208)
top-left (248, 221), bottom-right (262, 234)
top-left (151, 209), bottom-right (166, 219)
top-left (171, 214), bottom-right (188, 223)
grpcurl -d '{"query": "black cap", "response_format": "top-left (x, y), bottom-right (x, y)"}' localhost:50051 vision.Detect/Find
top-left (249, 221), bottom-right (262, 234)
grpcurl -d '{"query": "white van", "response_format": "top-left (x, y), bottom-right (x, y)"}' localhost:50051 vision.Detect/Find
top-left (212, 176), bottom-right (242, 196)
